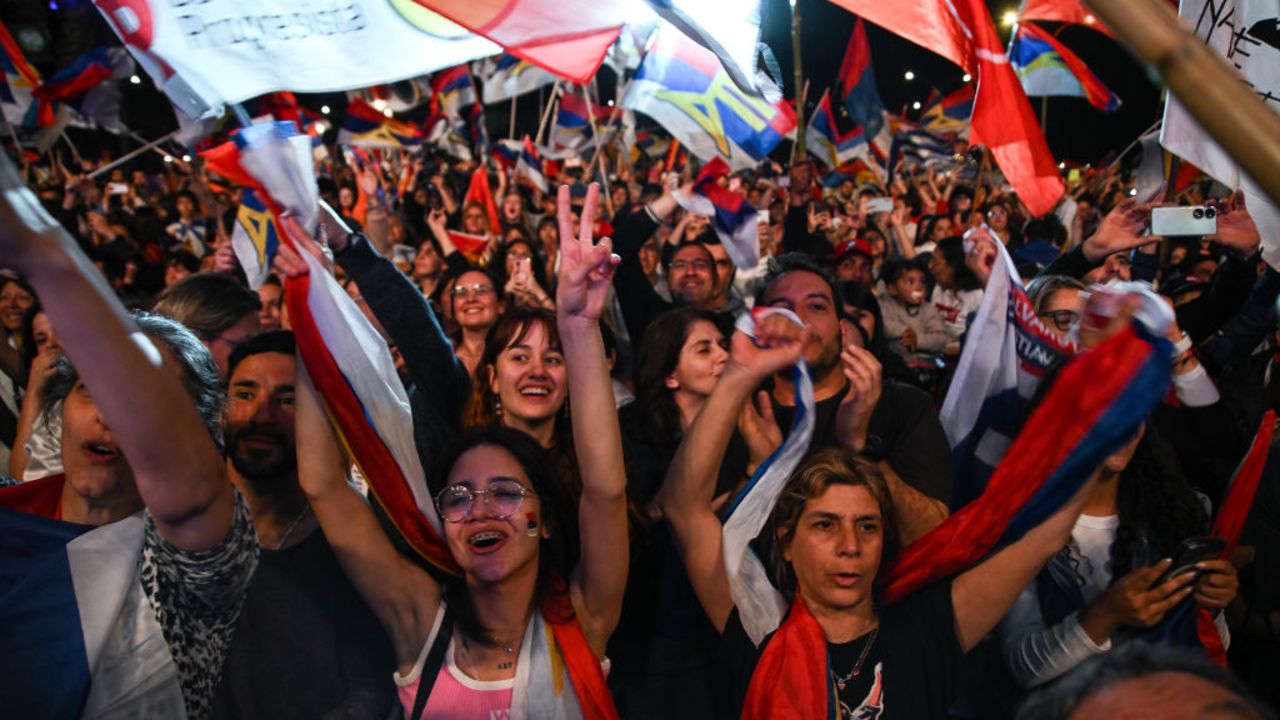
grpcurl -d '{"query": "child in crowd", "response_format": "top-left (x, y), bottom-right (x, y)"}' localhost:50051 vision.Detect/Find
top-left (880, 259), bottom-right (949, 362)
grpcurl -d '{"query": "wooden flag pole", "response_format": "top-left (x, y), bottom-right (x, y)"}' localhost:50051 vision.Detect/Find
top-left (1083, 0), bottom-right (1280, 206)
top-left (582, 81), bottom-right (616, 218)
top-left (535, 80), bottom-right (562, 147)
top-left (509, 95), bottom-right (518, 139)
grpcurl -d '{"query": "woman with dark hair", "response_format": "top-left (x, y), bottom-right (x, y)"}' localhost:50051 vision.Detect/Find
top-left (448, 267), bottom-right (504, 377)
top-left (493, 238), bottom-right (555, 311)
top-left (658, 312), bottom-right (1102, 719)
top-left (9, 304), bottom-right (61, 479)
top-left (293, 184), bottom-right (628, 718)
top-left (465, 307), bottom-right (568, 451)
top-left (929, 235), bottom-right (984, 356)
top-left (999, 426), bottom-right (1237, 690)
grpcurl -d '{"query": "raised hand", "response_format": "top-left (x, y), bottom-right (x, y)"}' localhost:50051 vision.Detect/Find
top-left (316, 199), bottom-right (353, 253)
top-left (276, 215), bottom-right (332, 278)
top-left (835, 345), bottom-right (882, 453)
top-left (1082, 198), bottom-right (1158, 263)
top-left (1210, 190), bottom-right (1260, 258)
top-left (556, 183), bottom-right (618, 323)
top-left (726, 311), bottom-right (810, 384)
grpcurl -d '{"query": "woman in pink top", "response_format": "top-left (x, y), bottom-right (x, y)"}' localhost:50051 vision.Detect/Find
top-left (291, 184), bottom-right (629, 719)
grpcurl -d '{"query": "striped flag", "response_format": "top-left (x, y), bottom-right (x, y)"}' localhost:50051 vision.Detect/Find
top-left (622, 23), bottom-right (796, 171)
top-left (941, 238), bottom-right (1078, 505)
top-left (886, 125), bottom-right (955, 185)
top-left (477, 53), bottom-right (557, 104)
top-left (1010, 23), bottom-right (1121, 113)
top-left (673, 157), bottom-right (760, 270)
top-left (806, 89), bottom-right (877, 168)
top-left (202, 122), bottom-right (457, 574)
top-left (0, 510), bottom-right (185, 718)
top-left (515, 135), bottom-right (548, 193)
top-left (721, 308), bottom-right (814, 646)
top-left (0, 20), bottom-right (51, 128)
top-left (921, 85), bottom-right (974, 135)
top-left (338, 99), bottom-right (425, 149)
top-left (835, 18), bottom-right (887, 142)
top-left (491, 138), bottom-right (523, 171)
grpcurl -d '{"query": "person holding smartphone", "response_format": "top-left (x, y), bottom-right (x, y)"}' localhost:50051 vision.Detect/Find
top-left (998, 424), bottom-right (1239, 693)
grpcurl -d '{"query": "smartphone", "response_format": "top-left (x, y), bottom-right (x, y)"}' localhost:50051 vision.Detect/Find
top-left (776, 176), bottom-right (791, 189)
top-left (757, 209), bottom-right (770, 225)
top-left (865, 197), bottom-right (893, 214)
top-left (1149, 536), bottom-right (1225, 589)
top-left (106, 182), bottom-right (129, 196)
top-left (1151, 206), bottom-right (1217, 237)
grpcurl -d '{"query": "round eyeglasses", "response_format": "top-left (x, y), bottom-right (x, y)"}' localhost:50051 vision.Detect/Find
top-left (434, 479), bottom-right (535, 523)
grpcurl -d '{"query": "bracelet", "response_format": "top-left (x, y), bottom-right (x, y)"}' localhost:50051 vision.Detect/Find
top-left (1171, 331), bottom-right (1193, 360)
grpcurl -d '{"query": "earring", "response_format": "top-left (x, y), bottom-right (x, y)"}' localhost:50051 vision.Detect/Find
top-left (493, 395), bottom-right (503, 420)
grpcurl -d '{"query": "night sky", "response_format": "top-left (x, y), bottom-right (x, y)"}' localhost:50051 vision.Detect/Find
top-left (64, 0), bottom-right (1164, 168)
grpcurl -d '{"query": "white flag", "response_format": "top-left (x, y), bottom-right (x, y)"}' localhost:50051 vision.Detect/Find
top-left (1161, 0), bottom-right (1280, 268)
top-left (91, 0), bottom-right (498, 121)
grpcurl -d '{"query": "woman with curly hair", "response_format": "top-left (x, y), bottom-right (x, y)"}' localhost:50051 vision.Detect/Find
top-left (999, 425), bottom-right (1239, 690)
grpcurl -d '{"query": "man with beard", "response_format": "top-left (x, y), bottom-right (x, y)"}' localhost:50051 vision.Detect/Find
top-left (211, 330), bottom-right (395, 720)
top-left (754, 253), bottom-right (953, 541)
top-left (612, 181), bottom-right (735, 344)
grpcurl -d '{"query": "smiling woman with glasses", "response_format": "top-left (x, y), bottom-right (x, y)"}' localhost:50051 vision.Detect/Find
top-left (294, 183), bottom-right (629, 719)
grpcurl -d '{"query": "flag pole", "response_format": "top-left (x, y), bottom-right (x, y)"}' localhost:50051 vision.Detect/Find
top-left (582, 81), bottom-right (616, 218)
top-left (87, 131), bottom-right (180, 179)
top-left (789, 79), bottom-right (809, 164)
top-left (1083, 0), bottom-right (1280, 206)
top-left (535, 80), bottom-right (561, 147)
top-left (509, 95), bottom-right (518, 139)
top-left (791, 0), bottom-right (806, 160)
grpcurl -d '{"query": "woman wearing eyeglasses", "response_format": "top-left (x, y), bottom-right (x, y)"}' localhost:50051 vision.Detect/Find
top-left (1027, 275), bottom-right (1087, 341)
top-left (449, 267), bottom-right (505, 377)
top-left (294, 184), bottom-right (628, 719)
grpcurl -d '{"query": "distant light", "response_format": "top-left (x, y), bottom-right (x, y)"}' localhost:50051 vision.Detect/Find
top-left (962, 73), bottom-right (972, 83)
top-left (48, 1), bottom-right (58, 10)
top-left (320, 105), bottom-right (331, 114)
top-left (1084, 14), bottom-right (1096, 24)
top-left (789, 0), bottom-right (796, 8)
top-left (1058, 162), bottom-right (1065, 169)
top-left (607, 99), bottom-right (615, 106)
top-left (1001, 9), bottom-right (1018, 27)
top-left (911, 101), bottom-right (922, 110)
top-left (182, 154), bottom-right (192, 162)
top-left (371, 98), bottom-right (387, 111)
top-left (163, 155), bottom-right (173, 163)
top-left (904, 70), bottom-right (915, 81)
top-left (1128, 188), bottom-right (1138, 196)
top-left (314, 122), bottom-right (327, 134)
top-left (382, 108), bottom-right (393, 118)
top-left (129, 75), bottom-right (141, 85)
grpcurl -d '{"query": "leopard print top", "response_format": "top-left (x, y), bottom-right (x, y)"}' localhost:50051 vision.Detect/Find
top-left (139, 493), bottom-right (258, 719)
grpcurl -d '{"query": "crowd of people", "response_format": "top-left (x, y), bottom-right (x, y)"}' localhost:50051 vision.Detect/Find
top-left (0, 127), bottom-right (1277, 720)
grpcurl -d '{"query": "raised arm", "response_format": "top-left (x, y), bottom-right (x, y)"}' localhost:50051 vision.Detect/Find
top-left (657, 315), bottom-right (806, 632)
top-left (287, 269), bottom-right (441, 671)
top-left (0, 153), bottom-right (231, 550)
top-left (554, 183), bottom-right (629, 654)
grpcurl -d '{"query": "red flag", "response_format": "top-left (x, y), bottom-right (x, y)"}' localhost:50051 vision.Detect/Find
top-left (408, 0), bottom-right (622, 83)
top-left (1196, 410), bottom-right (1274, 663)
top-left (740, 598), bottom-right (830, 719)
top-left (465, 167), bottom-right (502, 235)
top-left (1018, 0), bottom-right (1116, 37)
top-left (829, 0), bottom-right (1064, 216)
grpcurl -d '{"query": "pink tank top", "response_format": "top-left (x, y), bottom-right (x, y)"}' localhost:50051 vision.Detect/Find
top-left (396, 641), bottom-right (514, 719)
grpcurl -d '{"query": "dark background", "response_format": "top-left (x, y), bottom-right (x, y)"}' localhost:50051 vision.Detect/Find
top-left (2, 0), bottom-right (1163, 169)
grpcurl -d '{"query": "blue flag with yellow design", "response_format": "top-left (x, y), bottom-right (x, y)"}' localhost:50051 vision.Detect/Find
top-left (230, 188), bottom-right (280, 290)
top-left (622, 23), bottom-right (795, 171)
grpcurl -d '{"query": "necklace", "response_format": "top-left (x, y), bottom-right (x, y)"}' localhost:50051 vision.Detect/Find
top-left (832, 626), bottom-right (879, 692)
top-left (275, 506), bottom-right (311, 550)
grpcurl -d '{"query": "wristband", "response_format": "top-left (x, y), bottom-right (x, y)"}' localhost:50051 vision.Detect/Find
top-left (1171, 331), bottom-right (1193, 359)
